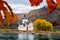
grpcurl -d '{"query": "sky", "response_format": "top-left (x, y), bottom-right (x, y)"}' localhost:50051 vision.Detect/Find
top-left (5, 0), bottom-right (47, 14)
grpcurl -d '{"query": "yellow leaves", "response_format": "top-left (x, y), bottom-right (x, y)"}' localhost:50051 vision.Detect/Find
top-left (46, 21), bottom-right (52, 27)
top-left (34, 19), bottom-right (42, 27)
top-left (34, 19), bottom-right (52, 27)
top-left (34, 18), bottom-right (53, 31)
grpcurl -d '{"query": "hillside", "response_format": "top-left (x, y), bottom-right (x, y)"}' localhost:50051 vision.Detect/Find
top-left (18, 6), bottom-right (60, 22)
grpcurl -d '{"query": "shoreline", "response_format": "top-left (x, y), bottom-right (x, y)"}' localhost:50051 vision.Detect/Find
top-left (0, 29), bottom-right (60, 35)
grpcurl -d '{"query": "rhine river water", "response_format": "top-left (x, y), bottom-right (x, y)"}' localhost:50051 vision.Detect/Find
top-left (0, 33), bottom-right (60, 40)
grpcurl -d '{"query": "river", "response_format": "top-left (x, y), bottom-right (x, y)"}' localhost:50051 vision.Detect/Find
top-left (0, 33), bottom-right (60, 40)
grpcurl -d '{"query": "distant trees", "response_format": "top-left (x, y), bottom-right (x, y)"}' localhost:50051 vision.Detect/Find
top-left (34, 19), bottom-right (53, 31)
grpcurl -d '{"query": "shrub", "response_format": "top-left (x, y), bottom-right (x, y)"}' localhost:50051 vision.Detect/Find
top-left (34, 19), bottom-right (53, 31)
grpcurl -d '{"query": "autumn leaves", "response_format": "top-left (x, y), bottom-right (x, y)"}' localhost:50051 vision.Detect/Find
top-left (46, 0), bottom-right (57, 14)
top-left (29, 0), bottom-right (60, 14)
top-left (0, 11), bottom-right (18, 26)
top-left (29, 0), bottom-right (43, 6)
top-left (57, 0), bottom-right (60, 9)
top-left (0, 13), bottom-right (3, 26)
top-left (4, 11), bottom-right (18, 26)
top-left (0, 0), bottom-right (18, 26)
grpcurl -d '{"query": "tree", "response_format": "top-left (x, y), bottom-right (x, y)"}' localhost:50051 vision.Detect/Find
top-left (34, 19), bottom-right (54, 31)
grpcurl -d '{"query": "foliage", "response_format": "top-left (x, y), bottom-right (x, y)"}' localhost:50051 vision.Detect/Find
top-left (34, 19), bottom-right (54, 31)
top-left (29, 0), bottom-right (60, 14)
top-left (0, 0), bottom-right (18, 26)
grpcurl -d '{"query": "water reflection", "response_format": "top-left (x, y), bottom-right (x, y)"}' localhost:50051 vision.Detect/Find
top-left (0, 33), bottom-right (18, 40)
top-left (18, 33), bottom-right (34, 40)
top-left (0, 33), bottom-right (60, 40)
top-left (18, 33), bottom-right (52, 40)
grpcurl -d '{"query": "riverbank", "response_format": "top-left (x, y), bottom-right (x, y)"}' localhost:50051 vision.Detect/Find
top-left (0, 29), bottom-right (60, 35)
